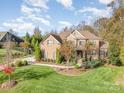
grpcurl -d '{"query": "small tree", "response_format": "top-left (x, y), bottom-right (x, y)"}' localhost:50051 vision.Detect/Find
top-left (3, 34), bottom-right (15, 83)
top-left (56, 49), bottom-right (61, 64)
top-left (109, 39), bottom-right (122, 66)
top-left (60, 41), bottom-right (74, 68)
top-left (19, 42), bottom-right (30, 53)
top-left (25, 32), bottom-right (31, 43)
top-left (35, 41), bottom-right (42, 61)
top-left (34, 27), bottom-right (43, 41)
top-left (2, 66), bottom-right (15, 83)
top-left (85, 40), bottom-right (94, 61)
top-left (31, 36), bottom-right (37, 49)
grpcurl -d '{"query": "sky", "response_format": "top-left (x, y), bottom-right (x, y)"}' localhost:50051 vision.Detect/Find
top-left (0, 0), bottom-right (114, 36)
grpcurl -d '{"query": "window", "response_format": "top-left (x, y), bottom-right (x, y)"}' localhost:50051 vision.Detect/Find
top-left (73, 32), bottom-right (76, 35)
top-left (91, 50), bottom-right (96, 55)
top-left (90, 40), bottom-right (96, 46)
top-left (47, 40), bottom-right (53, 45)
top-left (100, 50), bottom-right (106, 56)
top-left (79, 40), bottom-right (85, 46)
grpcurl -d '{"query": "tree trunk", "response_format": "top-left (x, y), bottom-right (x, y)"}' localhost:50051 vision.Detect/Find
top-left (98, 48), bottom-right (100, 60)
top-left (9, 74), bottom-right (11, 84)
top-left (85, 50), bottom-right (88, 61)
top-left (67, 59), bottom-right (70, 70)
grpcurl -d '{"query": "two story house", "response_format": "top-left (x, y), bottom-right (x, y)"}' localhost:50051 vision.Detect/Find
top-left (41, 34), bottom-right (62, 60)
top-left (40, 30), bottom-right (108, 60)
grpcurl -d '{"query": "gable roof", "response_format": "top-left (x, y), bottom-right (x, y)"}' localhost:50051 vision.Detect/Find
top-left (0, 31), bottom-right (23, 42)
top-left (52, 34), bottom-right (62, 43)
top-left (42, 34), bottom-right (62, 43)
top-left (71, 30), bottom-right (86, 39)
top-left (79, 30), bottom-right (101, 40)
top-left (59, 31), bottom-right (72, 40)
top-left (0, 32), bottom-right (7, 41)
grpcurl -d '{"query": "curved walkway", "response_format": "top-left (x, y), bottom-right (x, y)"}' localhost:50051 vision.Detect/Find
top-left (19, 56), bottom-right (74, 69)
top-left (34, 63), bottom-right (74, 69)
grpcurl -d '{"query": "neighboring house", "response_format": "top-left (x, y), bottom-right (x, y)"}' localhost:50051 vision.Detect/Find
top-left (0, 32), bottom-right (23, 45)
top-left (40, 34), bottom-right (62, 60)
top-left (40, 30), bottom-right (108, 60)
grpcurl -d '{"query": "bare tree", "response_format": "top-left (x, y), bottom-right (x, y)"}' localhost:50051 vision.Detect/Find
top-left (3, 34), bottom-right (14, 83)
top-left (4, 34), bottom-right (13, 66)
top-left (60, 41), bottom-right (74, 69)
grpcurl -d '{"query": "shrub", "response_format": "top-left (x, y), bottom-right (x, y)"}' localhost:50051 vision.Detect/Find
top-left (84, 60), bottom-right (102, 69)
top-left (12, 52), bottom-right (24, 58)
top-left (43, 58), bottom-right (47, 62)
top-left (22, 60), bottom-right (28, 66)
top-left (56, 49), bottom-right (61, 64)
top-left (0, 44), bottom-right (3, 48)
top-left (11, 63), bottom-right (15, 67)
top-left (15, 60), bottom-right (28, 67)
top-left (15, 60), bottom-right (23, 67)
top-left (75, 64), bottom-right (81, 69)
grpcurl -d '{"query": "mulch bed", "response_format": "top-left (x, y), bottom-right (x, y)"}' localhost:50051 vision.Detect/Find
top-left (54, 68), bottom-right (87, 76)
top-left (37, 61), bottom-right (67, 66)
top-left (0, 80), bottom-right (18, 89)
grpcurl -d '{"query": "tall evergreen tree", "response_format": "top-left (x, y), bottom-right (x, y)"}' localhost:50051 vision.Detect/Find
top-left (56, 49), bottom-right (61, 64)
top-left (31, 36), bottom-right (37, 48)
top-left (109, 39), bottom-right (122, 66)
top-left (33, 27), bottom-right (43, 43)
top-left (34, 41), bottom-right (42, 61)
top-left (25, 32), bottom-right (30, 43)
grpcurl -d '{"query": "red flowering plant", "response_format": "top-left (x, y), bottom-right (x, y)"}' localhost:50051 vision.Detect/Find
top-left (1, 65), bottom-right (15, 82)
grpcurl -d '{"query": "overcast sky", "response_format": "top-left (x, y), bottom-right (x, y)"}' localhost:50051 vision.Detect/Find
top-left (0, 0), bottom-right (114, 36)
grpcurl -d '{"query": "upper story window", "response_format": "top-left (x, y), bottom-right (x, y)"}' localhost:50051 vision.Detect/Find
top-left (79, 40), bottom-right (85, 46)
top-left (47, 40), bottom-right (53, 45)
top-left (90, 40), bottom-right (96, 46)
top-left (91, 50), bottom-right (96, 55)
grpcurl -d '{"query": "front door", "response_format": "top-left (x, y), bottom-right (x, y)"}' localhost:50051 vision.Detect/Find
top-left (77, 50), bottom-right (83, 58)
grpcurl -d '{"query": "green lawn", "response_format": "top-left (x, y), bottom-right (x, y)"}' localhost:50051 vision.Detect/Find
top-left (0, 65), bottom-right (124, 93)
top-left (0, 49), bottom-right (23, 64)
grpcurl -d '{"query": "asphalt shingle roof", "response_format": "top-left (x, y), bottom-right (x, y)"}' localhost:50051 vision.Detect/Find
top-left (0, 32), bottom-right (7, 41)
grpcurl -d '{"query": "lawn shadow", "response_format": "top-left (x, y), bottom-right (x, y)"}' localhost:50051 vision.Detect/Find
top-left (12, 69), bottom-right (54, 81)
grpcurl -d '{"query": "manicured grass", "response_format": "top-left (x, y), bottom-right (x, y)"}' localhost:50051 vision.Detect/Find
top-left (0, 65), bottom-right (124, 93)
top-left (0, 49), bottom-right (23, 64)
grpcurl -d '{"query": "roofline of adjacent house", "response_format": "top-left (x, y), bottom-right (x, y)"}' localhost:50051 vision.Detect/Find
top-left (41, 33), bottom-right (62, 44)
top-left (67, 30), bottom-right (101, 40)
top-left (0, 32), bottom-right (8, 41)
top-left (0, 31), bottom-right (23, 42)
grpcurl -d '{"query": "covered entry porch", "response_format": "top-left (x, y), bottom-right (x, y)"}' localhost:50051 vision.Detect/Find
top-left (76, 50), bottom-right (99, 60)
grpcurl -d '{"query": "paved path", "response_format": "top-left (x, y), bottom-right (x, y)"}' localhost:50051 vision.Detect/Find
top-left (34, 63), bottom-right (74, 69)
top-left (22, 56), bottom-right (36, 64)
top-left (22, 56), bottom-right (74, 69)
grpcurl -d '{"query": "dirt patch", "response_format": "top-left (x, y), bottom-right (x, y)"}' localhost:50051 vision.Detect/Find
top-left (54, 68), bottom-right (87, 76)
top-left (37, 61), bottom-right (65, 66)
top-left (0, 80), bottom-right (18, 89)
